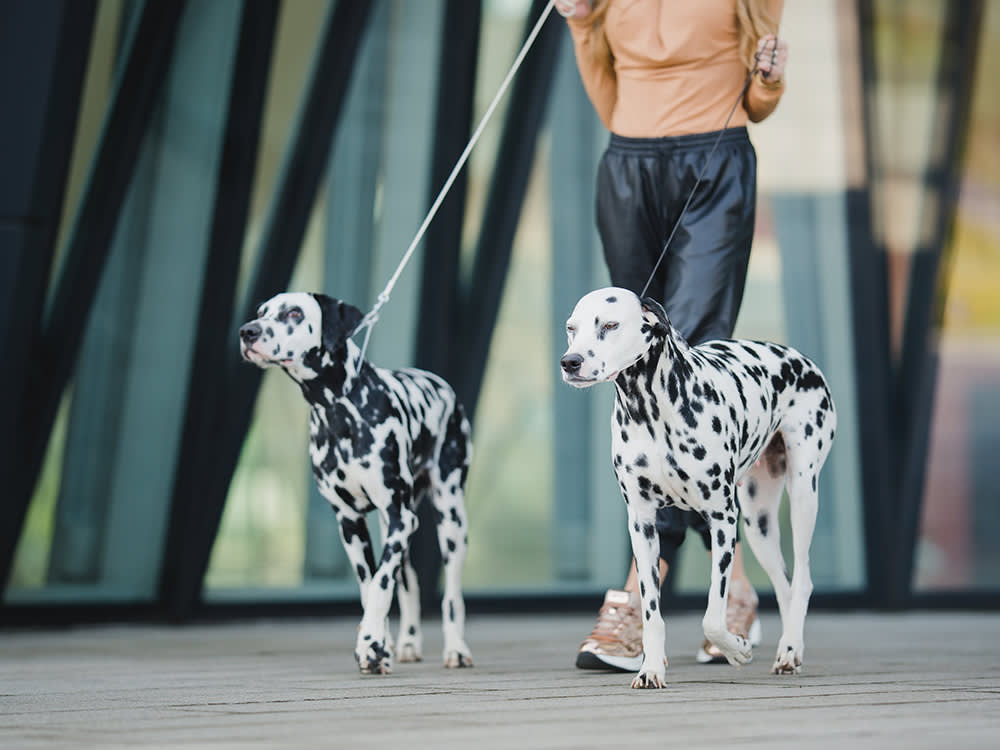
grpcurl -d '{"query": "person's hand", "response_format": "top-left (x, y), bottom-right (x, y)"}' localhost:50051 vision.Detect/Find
top-left (755, 35), bottom-right (788, 83)
top-left (554, 0), bottom-right (592, 19)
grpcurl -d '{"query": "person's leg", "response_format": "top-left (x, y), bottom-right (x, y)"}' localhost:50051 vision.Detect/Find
top-left (624, 556), bottom-right (669, 593)
top-left (577, 139), bottom-right (692, 671)
top-left (653, 130), bottom-right (756, 345)
top-left (596, 138), bottom-right (669, 296)
top-left (652, 128), bottom-right (762, 662)
top-left (597, 138), bottom-right (700, 575)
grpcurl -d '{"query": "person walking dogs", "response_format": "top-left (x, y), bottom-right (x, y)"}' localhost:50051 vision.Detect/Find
top-left (553, 0), bottom-right (789, 670)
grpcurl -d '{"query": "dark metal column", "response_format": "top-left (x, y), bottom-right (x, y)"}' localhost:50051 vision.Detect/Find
top-left (549, 31), bottom-right (600, 581)
top-left (158, 0), bottom-right (280, 613)
top-left (0, 0), bottom-right (180, 593)
top-left (307, 0), bottom-right (392, 582)
top-left (889, 0), bottom-right (985, 605)
top-left (849, 0), bottom-right (904, 605)
top-left (455, 0), bottom-right (564, 412)
top-left (415, 0), bottom-right (483, 378)
top-left (409, 0), bottom-right (484, 613)
top-left (852, 0), bottom-right (986, 607)
top-left (408, 0), bottom-right (564, 609)
top-left (161, 0), bottom-right (375, 620)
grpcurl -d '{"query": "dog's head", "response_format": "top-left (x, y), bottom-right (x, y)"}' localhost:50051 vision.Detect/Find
top-left (560, 287), bottom-right (668, 388)
top-left (239, 292), bottom-right (363, 381)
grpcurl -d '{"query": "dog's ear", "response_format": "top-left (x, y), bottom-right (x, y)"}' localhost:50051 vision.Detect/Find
top-left (314, 294), bottom-right (364, 352)
top-left (639, 296), bottom-right (669, 329)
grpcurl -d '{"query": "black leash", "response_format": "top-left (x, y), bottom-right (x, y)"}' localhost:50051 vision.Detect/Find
top-left (639, 55), bottom-right (766, 299)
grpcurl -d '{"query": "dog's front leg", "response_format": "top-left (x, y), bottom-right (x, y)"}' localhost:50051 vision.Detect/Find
top-left (626, 505), bottom-right (668, 689)
top-left (356, 500), bottom-right (418, 675)
top-left (333, 507), bottom-right (382, 669)
top-left (703, 515), bottom-right (752, 666)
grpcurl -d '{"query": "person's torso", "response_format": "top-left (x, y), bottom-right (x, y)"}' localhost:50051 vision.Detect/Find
top-left (605, 0), bottom-right (750, 137)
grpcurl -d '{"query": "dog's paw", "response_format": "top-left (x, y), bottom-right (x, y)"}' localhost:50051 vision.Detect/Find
top-left (630, 670), bottom-right (666, 689)
top-left (771, 642), bottom-right (803, 675)
top-left (728, 634), bottom-right (753, 667)
top-left (443, 644), bottom-right (474, 669)
top-left (397, 641), bottom-right (423, 663)
top-left (356, 639), bottom-right (393, 675)
top-left (396, 624), bottom-right (423, 662)
top-left (630, 658), bottom-right (667, 689)
top-left (704, 629), bottom-right (753, 667)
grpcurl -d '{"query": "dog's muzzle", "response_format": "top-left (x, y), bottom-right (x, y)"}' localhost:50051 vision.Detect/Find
top-left (240, 322), bottom-right (261, 344)
top-left (239, 321), bottom-right (263, 358)
top-left (561, 353), bottom-right (596, 386)
top-left (560, 353), bottom-right (584, 376)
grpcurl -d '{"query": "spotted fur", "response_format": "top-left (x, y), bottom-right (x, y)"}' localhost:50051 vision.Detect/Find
top-left (240, 292), bottom-right (473, 674)
top-left (561, 288), bottom-right (836, 687)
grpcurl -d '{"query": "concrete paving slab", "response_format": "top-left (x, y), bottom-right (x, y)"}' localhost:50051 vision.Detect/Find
top-left (2, 612), bottom-right (998, 749)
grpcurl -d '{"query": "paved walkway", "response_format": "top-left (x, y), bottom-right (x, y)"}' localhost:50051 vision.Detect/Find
top-left (2, 611), bottom-right (999, 749)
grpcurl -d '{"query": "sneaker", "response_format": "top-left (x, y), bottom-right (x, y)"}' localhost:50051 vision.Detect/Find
top-left (575, 589), bottom-right (644, 672)
top-left (696, 578), bottom-right (761, 664)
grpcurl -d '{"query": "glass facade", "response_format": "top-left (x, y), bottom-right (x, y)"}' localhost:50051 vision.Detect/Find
top-left (3, 0), bottom-right (997, 616)
top-left (675, 0), bottom-right (867, 594)
top-left (916, 1), bottom-right (1000, 592)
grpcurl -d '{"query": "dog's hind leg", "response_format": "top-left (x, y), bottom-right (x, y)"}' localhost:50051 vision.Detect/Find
top-left (770, 448), bottom-right (819, 675)
top-left (738, 438), bottom-right (793, 624)
top-left (430, 408), bottom-right (474, 668)
top-left (394, 548), bottom-right (423, 662)
top-left (432, 485), bottom-right (472, 668)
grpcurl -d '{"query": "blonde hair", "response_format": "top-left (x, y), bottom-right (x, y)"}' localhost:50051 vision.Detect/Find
top-left (586, 0), bottom-right (778, 75)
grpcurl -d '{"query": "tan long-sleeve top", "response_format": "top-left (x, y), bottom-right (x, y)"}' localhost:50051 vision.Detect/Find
top-left (566, 0), bottom-right (785, 137)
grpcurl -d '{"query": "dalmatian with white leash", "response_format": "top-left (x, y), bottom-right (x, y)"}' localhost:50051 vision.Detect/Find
top-left (239, 292), bottom-right (473, 675)
top-left (560, 287), bottom-right (836, 688)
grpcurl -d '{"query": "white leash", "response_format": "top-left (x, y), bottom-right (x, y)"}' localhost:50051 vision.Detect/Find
top-left (355, 0), bottom-right (558, 358)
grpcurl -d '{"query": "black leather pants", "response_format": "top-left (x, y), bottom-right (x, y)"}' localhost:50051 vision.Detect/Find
top-left (595, 127), bottom-right (757, 557)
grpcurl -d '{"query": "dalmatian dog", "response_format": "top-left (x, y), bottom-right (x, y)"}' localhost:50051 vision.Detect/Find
top-left (560, 288), bottom-right (836, 688)
top-left (239, 292), bottom-right (473, 675)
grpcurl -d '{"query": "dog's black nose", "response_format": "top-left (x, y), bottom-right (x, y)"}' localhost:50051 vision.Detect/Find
top-left (239, 322), bottom-right (262, 344)
top-left (561, 353), bottom-right (584, 375)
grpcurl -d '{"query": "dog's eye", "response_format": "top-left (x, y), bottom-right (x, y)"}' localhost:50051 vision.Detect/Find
top-left (602, 322), bottom-right (619, 333)
top-left (287, 307), bottom-right (303, 323)
top-left (566, 325), bottom-right (576, 338)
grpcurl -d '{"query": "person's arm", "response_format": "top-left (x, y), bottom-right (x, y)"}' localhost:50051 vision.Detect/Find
top-left (560, 6), bottom-right (617, 131)
top-left (744, 0), bottom-right (787, 123)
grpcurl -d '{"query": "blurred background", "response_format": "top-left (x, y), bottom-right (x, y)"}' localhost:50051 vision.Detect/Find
top-left (2, 0), bottom-right (997, 624)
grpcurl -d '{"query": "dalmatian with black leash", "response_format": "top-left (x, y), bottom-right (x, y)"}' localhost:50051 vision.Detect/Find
top-left (239, 292), bottom-right (473, 675)
top-left (560, 287), bottom-right (836, 688)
